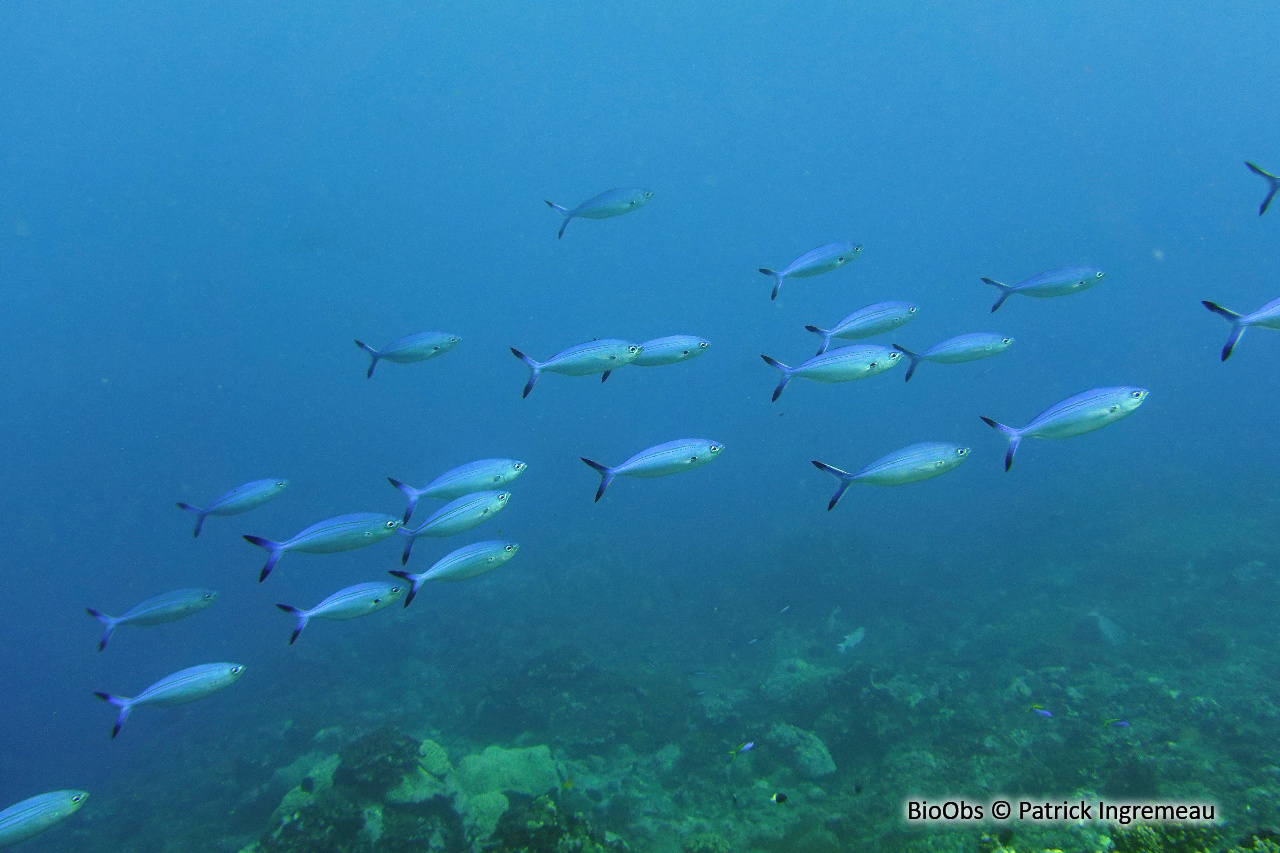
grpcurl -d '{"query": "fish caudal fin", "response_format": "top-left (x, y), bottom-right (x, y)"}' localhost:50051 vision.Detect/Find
top-left (243, 535), bottom-right (284, 582)
top-left (94, 692), bottom-right (133, 738)
top-left (760, 355), bottom-right (792, 402)
top-left (981, 278), bottom-right (1013, 313)
top-left (581, 457), bottom-right (616, 502)
top-left (85, 609), bottom-right (118, 652)
top-left (1246, 162), bottom-right (1280, 215)
top-left (354, 340), bottom-right (381, 379)
top-left (388, 570), bottom-right (421, 606)
top-left (388, 477), bottom-right (423, 523)
top-left (759, 268), bottom-right (785, 300)
top-left (276, 604), bottom-right (309, 645)
top-left (811, 461), bottom-right (855, 511)
top-left (401, 534), bottom-right (417, 566)
top-left (892, 344), bottom-right (922, 381)
top-left (1202, 301), bottom-right (1246, 360)
top-left (803, 325), bottom-right (833, 355)
top-left (545, 200), bottom-right (571, 238)
top-left (510, 348), bottom-right (542, 398)
top-left (980, 416), bottom-right (1022, 471)
top-left (175, 502), bottom-right (207, 537)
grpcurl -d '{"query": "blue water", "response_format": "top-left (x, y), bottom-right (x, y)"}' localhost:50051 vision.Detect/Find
top-left (3, 2), bottom-right (1279, 850)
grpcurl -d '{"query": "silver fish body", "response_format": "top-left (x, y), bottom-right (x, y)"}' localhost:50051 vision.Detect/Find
top-left (354, 332), bottom-right (460, 379)
top-left (812, 443), bottom-right (970, 510)
top-left (545, 188), bottom-right (654, 238)
top-left (244, 513), bottom-right (403, 581)
top-left (760, 345), bottom-right (901, 401)
top-left (980, 386), bottom-right (1149, 470)
top-left (892, 333), bottom-right (1014, 381)
top-left (510, 339), bottom-right (642, 397)
top-left (86, 588), bottom-right (219, 651)
top-left (389, 458), bottom-right (526, 521)
top-left (176, 478), bottom-right (289, 537)
top-left (1202, 297), bottom-right (1280, 360)
top-left (94, 663), bottom-right (245, 738)
top-left (805, 301), bottom-right (917, 354)
top-left (399, 490), bottom-right (510, 564)
top-left (277, 581), bottom-right (406, 644)
top-left (390, 540), bottom-right (520, 605)
top-left (581, 439), bottom-right (724, 501)
top-left (632, 335), bottom-right (711, 367)
top-left (982, 266), bottom-right (1106, 312)
top-left (759, 241), bottom-right (862, 300)
top-left (0, 790), bottom-right (89, 848)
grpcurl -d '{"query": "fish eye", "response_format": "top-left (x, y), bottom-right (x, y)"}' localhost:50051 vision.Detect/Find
top-left (958, 448), bottom-right (969, 456)
top-left (1002, 338), bottom-right (1012, 344)
top-left (515, 462), bottom-right (526, 470)
top-left (451, 336), bottom-right (460, 342)
top-left (1095, 271), bottom-right (1105, 277)
top-left (909, 307), bottom-right (917, 313)
top-left (72, 795), bottom-right (83, 803)
top-left (699, 341), bottom-right (708, 348)
top-left (500, 493), bottom-right (510, 500)
top-left (203, 593), bottom-right (214, 600)
top-left (505, 544), bottom-right (514, 551)
top-left (276, 481), bottom-right (287, 487)
top-left (1130, 390), bottom-right (1143, 398)
top-left (385, 520), bottom-right (398, 529)
top-left (711, 445), bottom-right (720, 452)
top-left (392, 587), bottom-right (402, 594)
top-left (629, 346), bottom-right (639, 353)
top-left (231, 666), bottom-right (244, 674)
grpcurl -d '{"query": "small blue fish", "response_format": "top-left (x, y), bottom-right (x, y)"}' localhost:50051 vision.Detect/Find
top-left (1105, 718), bottom-right (1131, 728)
top-left (510, 339), bottom-right (643, 397)
top-left (581, 439), bottom-right (724, 502)
top-left (389, 458), bottom-right (526, 522)
top-left (760, 345), bottom-right (901, 401)
top-left (86, 588), bottom-right (218, 652)
top-left (980, 386), bottom-right (1149, 471)
top-left (0, 790), bottom-right (89, 848)
top-left (176, 478), bottom-right (288, 538)
top-left (1246, 161), bottom-right (1280, 216)
top-left (812, 443), bottom-right (970, 510)
top-left (244, 513), bottom-right (402, 581)
top-left (805, 301), bottom-right (918, 355)
top-left (981, 266), bottom-right (1106, 312)
top-left (759, 241), bottom-right (861, 300)
top-left (390, 540), bottom-right (520, 606)
top-left (1202, 297), bottom-right (1280, 360)
top-left (399, 491), bottom-right (510, 564)
top-left (545, 188), bottom-right (654, 238)
top-left (1030, 705), bottom-right (1053, 718)
top-left (354, 332), bottom-right (460, 379)
top-left (94, 662), bottom-right (245, 738)
top-left (276, 581), bottom-right (406, 644)
top-left (892, 333), bottom-right (1014, 382)
top-left (633, 335), bottom-right (711, 367)
top-left (732, 741), bottom-right (755, 756)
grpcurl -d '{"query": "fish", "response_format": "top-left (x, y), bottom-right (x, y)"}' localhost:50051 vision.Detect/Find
top-left (758, 241), bottom-right (861, 300)
top-left (892, 333), bottom-right (1014, 381)
top-left (510, 340), bottom-right (643, 397)
top-left (176, 478), bottom-right (288, 538)
top-left (0, 790), bottom-right (89, 848)
top-left (388, 459), bottom-right (526, 522)
top-left (243, 513), bottom-right (402, 581)
top-left (837, 627), bottom-right (866, 653)
top-left (811, 443), bottom-right (970, 510)
top-left (390, 540), bottom-right (520, 606)
top-left (760, 345), bottom-right (901, 402)
top-left (85, 588), bottom-right (218, 652)
top-left (398, 491), bottom-right (510, 564)
top-left (805, 301), bottom-right (918, 355)
top-left (544, 188), bottom-right (654, 238)
top-left (580, 438), bottom-right (724, 502)
top-left (981, 266), bottom-right (1106, 312)
top-left (979, 386), bottom-right (1149, 471)
top-left (1089, 609), bottom-right (1124, 645)
top-left (94, 662), bottom-right (245, 738)
top-left (731, 741), bottom-right (754, 756)
top-left (771, 793), bottom-right (788, 804)
top-left (276, 581), bottom-right (406, 644)
top-left (1201, 297), bottom-right (1280, 360)
top-left (1246, 161), bottom-right (1280, 215)
top-left (1106, 719), bottom-right (1131, 728)
top-left (632, 335), bottom-right (711, 367)
top-left (1030, 705), bottom-right (1053, 718)
top-left (354, 332), bottom-right (460, 379)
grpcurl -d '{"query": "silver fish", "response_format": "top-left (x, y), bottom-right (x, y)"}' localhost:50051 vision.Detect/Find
top-left (399, 490), bottom-right (510, 564)
top-left (892, 333), bottom-right (1014, 381)
top-left (1246, 161), bottom-right (1280, 216)
top-left (581, 439), bottom-right (724, 502)
top-left (389, 458), bottom-right (526, 522)
top-left (0, 790), bottom-right (88, 848)
top-left (354, 332), bottom-right (460, 379)
top-left (94, 662), bottom-right (245, 738)
top-left (390, 540), bottom-right (520, 605)
top-left (981, 266), bottom-right (1106, 312)
top-left (510, 339), bottom-right (642, 397)
top-left (276, 581), bottom-right (406, 644)
top-left (176, 478), bottom-right (288, 538)
top-left (1202, 297), bottom-right (1280, 360)
top-left (1088, 609), bottom-right (1124, 645)
top-left (85, 588), bottom-right (218, 652)
top-left (805, 301), bottom-right (917, 355)
top-left (812, 442), bottom-right (970, 510)
top-left (243, 513), bottom-right (402, 581)
top-left (632, 335), bottom-right (711, 367)
top-left (544, 188), bottom-right (654, 238)
top-left (980, 386), bottom-right (1149, 471)
top-left (760, 345), bottom-right (901, 401)
top-left (759, 241), bottom-right (861, 300)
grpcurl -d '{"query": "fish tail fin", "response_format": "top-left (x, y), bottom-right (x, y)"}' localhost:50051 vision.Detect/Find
top-left (760, 355), bottom-right (792, 402)
top-left (1202, 301), bottom-right (1246, 360)
top-left (892, 344), bottom-right (922, 381)
top-left (275, 604), bottom-right (309, 645)
top-left (388, 570), bottom-right (421, 606)
top-left (243, 535), bottom-right (284, 582)
top-left (94, 692), bottom-right (133, 738)
top-left (545, 200), bottom-right (571, 237)
top-left (981, 278), bottom-right (1013, 312)
top-left (759, 268), bottom-right (785, 300)
top-left (510, 347), bottom-right (543, 397)
top-left (811, 460), bottom-right (855, 511)
top-left (581, 457), bottom-right (616, 502)
top-left (803, 325), bottom-right (833, 355)
top-left (85, 609), bottom-right (118, 652)
top-left (354, 340), bottom-right (380, 378)
top-left (401, 534), bottom-right (417, 566)
top-left (387, 477), bottom-right (423, 523)
top-left (175, 502), bottom-right (207, 537)
top-left (1246, 161), bottom-right (1280, 215)
top-left (980, 416), bottom-right (1022, 471)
